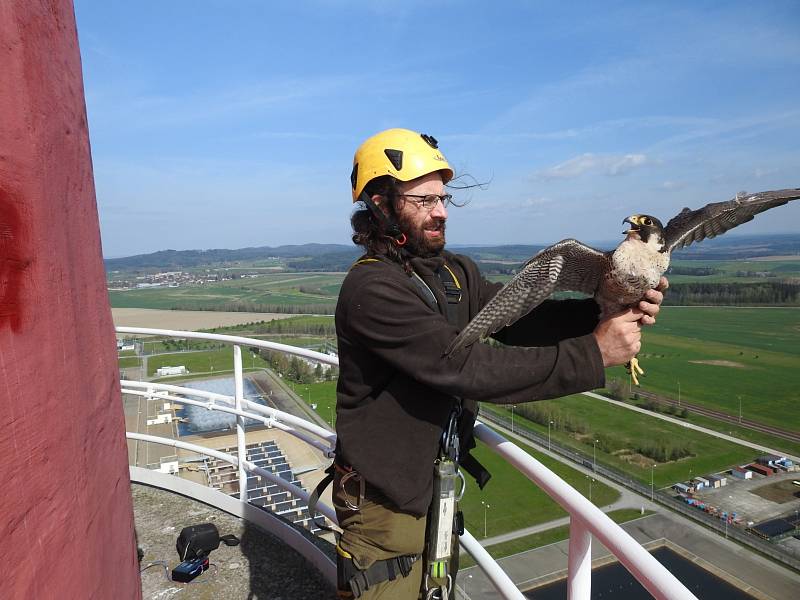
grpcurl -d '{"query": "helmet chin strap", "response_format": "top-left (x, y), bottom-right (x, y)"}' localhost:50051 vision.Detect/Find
top-left (358, 190), bottom-right (406, 244)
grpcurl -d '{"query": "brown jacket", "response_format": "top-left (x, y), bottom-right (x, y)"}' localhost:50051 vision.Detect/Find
top-left (334, 251), bottom-right (604, 516)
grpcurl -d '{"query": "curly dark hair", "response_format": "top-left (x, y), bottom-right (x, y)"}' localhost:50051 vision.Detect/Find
top-left (351, 175), bottom-right (417, 274)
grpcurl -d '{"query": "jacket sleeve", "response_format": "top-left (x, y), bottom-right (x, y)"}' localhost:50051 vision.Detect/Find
top-left (459, 255), bottom-right (601, 347)
top-left (342, 273), bottom-right (605, 405)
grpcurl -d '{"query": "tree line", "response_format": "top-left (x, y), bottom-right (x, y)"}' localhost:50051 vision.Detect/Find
top-left (255, 347), bottom-right (338, 384)
top-left (174, 301), bottom-right (337, 314)
top-left (662, 282), bottom-right (799, 305)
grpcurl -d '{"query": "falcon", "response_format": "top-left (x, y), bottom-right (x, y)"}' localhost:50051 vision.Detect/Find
top-left (445, 188), bottom-right (800, 384)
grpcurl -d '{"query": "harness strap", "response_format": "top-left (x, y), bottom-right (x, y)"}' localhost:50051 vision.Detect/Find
top-left (308, 463), bottom-right (336, 533)
top-left (411, 272), bottom-right (438, 310)
top-left (338, 545), bottom-right (420, 598)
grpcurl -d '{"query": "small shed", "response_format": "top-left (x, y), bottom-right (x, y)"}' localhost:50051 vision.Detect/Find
top-left (673, 483), bottom-right (691, 494)
top-left (731, 467), bottom-right (752, 480)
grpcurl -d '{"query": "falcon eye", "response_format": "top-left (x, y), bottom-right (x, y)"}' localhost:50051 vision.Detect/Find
top-left (644, 218), bottom-right (653, 226)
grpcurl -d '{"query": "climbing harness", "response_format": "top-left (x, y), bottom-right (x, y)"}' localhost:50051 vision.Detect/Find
top-left (336, 544), bottom-right (420, 599)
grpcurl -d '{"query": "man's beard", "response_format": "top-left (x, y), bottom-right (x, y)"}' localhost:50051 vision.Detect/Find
top-left (396, 212), bottom-right (446, 258)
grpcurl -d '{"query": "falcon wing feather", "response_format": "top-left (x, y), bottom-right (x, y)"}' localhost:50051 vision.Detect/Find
top-left (445, 239), bottom-right (608, 355)
top-left (664, 188), bottom-right (800, 254)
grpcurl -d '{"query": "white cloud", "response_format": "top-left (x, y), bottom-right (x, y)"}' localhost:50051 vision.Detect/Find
top-left (537, 153), bottom-right (650, 180)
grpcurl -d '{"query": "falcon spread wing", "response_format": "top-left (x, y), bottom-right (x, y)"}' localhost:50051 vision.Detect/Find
top-left (664, 188), bottom-right (800, 253)
top-left (445, 239), bottom-right (608, 355)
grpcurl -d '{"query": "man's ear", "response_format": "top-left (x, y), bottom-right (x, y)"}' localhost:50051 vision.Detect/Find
top-left (371, 194), bottom-right (391, 217)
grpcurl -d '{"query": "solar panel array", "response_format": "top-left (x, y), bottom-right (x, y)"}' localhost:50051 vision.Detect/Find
top-left (207, 440), bottom-right (324, 534)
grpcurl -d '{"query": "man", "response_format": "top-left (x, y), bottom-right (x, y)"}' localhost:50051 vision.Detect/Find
top-left (332, 128), bottom-right (665, 599)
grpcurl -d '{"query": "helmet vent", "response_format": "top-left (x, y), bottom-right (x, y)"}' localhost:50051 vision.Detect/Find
top-left (384, 149), bottom-right (403, 171)
top-left (420, 134), bottom-right (439, 148)
top-left (350, 163), bottom-right (358, 190)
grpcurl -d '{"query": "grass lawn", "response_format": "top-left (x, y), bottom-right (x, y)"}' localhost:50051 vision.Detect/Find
top-left (606, 307), bottom-right (800, 432)
top-left (459, 509), bottom-right (653, 568)
top-left (676, 410), bottom-right (800, 457)
top-left (118, 356), bottom-right (141, 369)
top-left (458, 436), bottom-right (619, 538)
top-left (147, 348), bottom-right (270, 377)
top-left (482, 398), bottom-right (757, 488)
top-left (294, 380), bottom-right (337, 427)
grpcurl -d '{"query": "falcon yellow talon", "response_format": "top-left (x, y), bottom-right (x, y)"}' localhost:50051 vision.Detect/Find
top-left (626, 357), bottom-right (645, 386)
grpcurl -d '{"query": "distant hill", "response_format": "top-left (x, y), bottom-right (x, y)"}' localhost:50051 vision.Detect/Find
top-left (105, 234), bottom-right (800, 273)
top-left (671, 233), bottom-right (800, 260)
top-left (105, 243), bottom-right (360, 271)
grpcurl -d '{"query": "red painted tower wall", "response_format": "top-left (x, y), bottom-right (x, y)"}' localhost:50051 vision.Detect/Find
top-left (0, 2), bottom-right (141, 598)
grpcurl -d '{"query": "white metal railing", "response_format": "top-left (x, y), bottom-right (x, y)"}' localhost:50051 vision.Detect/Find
top-left (118, 326), bottom-right (697, 599)
top-left (473, 423), bottom-right (698, 600)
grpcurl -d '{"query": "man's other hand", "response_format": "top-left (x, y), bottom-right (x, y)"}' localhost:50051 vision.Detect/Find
top-left (593, 309), bottom-right (643, 368)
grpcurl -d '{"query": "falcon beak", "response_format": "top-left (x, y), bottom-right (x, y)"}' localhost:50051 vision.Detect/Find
top-left (622, 216), bottom-right (641, 234)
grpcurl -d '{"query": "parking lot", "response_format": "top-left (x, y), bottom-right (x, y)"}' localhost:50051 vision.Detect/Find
top-left (692, 470), bottom-right (800, 524)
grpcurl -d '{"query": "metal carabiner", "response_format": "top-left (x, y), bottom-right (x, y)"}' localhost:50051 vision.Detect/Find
top-left (424, 574), bottom-right (452, 600)
top-left (339, 469), bottom-right (365, 511)
top-left (455, 469), bottom-right (466, 502)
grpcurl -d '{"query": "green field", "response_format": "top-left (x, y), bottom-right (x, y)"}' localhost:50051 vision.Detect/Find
top-left (109, 272), bottom-right (344, 311)
top-left (607, 307), bottom-right (800, 432)
top-left (458, 437), bottom-right (619, 538)
top-left (295, 380), bottom-right (337, 427)
top-left (147, 348), bottom-right (270, 378)
top-left (482, 398), bottom-right (758, 488)
top-left (666, 258), bottom-right (800, 284)
top-left (676, 410), bottom-right (800, 457)
top-left (118, 356), bottom-right (141, 369)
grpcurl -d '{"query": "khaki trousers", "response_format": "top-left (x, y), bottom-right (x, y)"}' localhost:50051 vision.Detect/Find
top-left (334, 469), bottom-right (427, 599)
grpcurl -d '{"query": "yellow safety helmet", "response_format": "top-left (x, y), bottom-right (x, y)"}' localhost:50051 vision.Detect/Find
top-left (350, 128), bottom-right (454, 202)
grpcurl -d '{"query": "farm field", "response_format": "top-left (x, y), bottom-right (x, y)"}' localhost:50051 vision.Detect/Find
top-left (112, 308), bottom-right (298, 329)
top-left (109, 273), bottom-right (344, 312)
top-left (607, 307), bottom-right (800, 432)
top-left (481, 398), bottom-right (758, 489)
top-left (665, 258), bottom-right (800, 284)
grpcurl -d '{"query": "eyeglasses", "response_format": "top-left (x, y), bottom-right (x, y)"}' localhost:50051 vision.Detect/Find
top-left (398, 193), bottom-right (453, 210)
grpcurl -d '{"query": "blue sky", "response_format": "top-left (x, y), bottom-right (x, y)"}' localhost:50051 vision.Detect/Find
top-left (74, 1), bottom-right (800, 258)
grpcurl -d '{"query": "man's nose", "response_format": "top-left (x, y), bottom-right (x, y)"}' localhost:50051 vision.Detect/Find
top-left (430, 196), bottom-right (447, 219)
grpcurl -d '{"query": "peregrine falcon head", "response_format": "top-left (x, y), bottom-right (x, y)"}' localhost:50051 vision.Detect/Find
top-left (623, 214), bottom-right (665, 250)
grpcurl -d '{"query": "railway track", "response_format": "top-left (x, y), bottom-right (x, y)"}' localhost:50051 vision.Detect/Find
top-left (635, 390), bottom-right (800, 444)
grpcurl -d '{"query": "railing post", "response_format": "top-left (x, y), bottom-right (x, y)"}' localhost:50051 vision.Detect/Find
top-left (233, 345), bottom-right (248, 503)
top-left (567, 514), bottom-right (592, 600)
